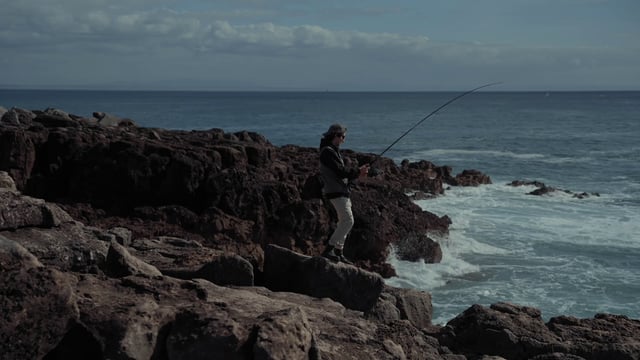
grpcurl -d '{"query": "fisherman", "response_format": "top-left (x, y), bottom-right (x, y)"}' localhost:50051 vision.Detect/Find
top-left (319, 124), bottom-right (369, 264)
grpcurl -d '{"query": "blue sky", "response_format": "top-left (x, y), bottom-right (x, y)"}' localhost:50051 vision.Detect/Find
top-left (1, 0), bottom-right (638, 91)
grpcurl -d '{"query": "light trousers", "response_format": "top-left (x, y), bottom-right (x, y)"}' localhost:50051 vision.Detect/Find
top-left (328, 197), bottom-right (354, 249)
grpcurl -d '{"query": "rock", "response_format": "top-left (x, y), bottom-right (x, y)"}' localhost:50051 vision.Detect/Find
top-left (263, 244), bottom-right (384, 312)
top-left (93, 111), bottom-right (137, 127)
top-left (509, 180), bottom-right (599, 199)
top-left (107, 226), bottom-right (133, 246)
top-left (365, 291), bottom-right (402, 323)
top-left (3, 107), bottom-right (640, 359)
top-left (0, 234), bottom-right (43, 270)
top-left (438, 302), bottom-right (565, 360)
top-left (0, 190), bottom-right (74, 230)
top-left (0, 246), bottom-right (78, 360)
top-left (0, 115), bottom-right (454, 275)
top-left (547, 314), bottom-right (640, 360)
top-left (104, 240), bottom-right (163, 278)
top-left (448, 169), bottom-right (492, 186)
top-left (393, 232), bottom-right (443, 263)
top-left (253, 307), bottom-right (318, 360)
top-left (385, 286), bottom-right (433, 329)
top-left (0, 107), bottom-right (36, 126)
top-left (0, 170), bottom-right (17, 191)
top-left (366, 285), bottom-right (434, 330)
top-left (33, 108), bottom-right (80, 128)
top-left (162, 253), bottom-right (255, 286)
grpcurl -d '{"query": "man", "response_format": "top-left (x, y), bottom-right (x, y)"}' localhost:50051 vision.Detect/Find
top-left (319, 124), bottom-right (369, 264)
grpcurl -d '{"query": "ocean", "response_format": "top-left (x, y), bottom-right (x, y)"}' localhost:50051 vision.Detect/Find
top-left (2, 89), bottom-right (639, 325)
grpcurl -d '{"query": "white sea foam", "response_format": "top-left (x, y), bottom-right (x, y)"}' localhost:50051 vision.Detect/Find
top-left (389, 179), bottom-right (640, 324)
top-left (407, 148), bottom-right (592, 165)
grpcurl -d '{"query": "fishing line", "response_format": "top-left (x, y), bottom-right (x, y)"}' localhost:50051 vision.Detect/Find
top-left (376, 82), bottom-right (502, 160)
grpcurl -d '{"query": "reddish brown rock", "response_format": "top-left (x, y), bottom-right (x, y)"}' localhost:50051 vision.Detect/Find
top-left (0, 108), bottom-right (459, 276)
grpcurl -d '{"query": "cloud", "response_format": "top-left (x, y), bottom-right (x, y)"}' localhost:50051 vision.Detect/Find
top-left (0, 2), bottom-right (429, 58)
top-left (0, 0), bottom-right (637, 90)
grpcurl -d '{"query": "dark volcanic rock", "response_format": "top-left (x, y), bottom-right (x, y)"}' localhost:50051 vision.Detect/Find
top-left (508, 180), bottom-right (600, 199)
top-left (435, 302), bottom-right (640, 360)
top-left (263, 244), bottom-right (384, 312)
top-left (2, 121), bottom-right (640, 359)
top-left (0, 109), bottom-right (461, 275)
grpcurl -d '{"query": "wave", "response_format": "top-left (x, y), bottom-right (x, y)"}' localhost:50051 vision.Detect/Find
top-left (407, 148), bottom-right (592, 164)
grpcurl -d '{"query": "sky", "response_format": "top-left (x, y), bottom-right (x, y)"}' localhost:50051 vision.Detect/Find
top-left (1, 0), bottom-right (638, 91)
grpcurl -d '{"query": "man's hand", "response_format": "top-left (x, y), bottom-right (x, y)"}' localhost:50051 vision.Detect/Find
top-left (358, 164), bottom-right (370, 178)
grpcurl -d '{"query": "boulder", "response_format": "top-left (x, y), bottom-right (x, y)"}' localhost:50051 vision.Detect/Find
top-left (263, 244), bottom-right (384, 312)
top-left (438, 302), bottom-right (564, 360)
top-left (547, 314), bottom-right (640, 360)
top-left (0, 240), bottom-right (79, 360)
top-left (253, 307), bottom-right (318, 360)
top-left (93, 111), bottom-right (137, 127)
top-left (0, 190), bottom-right (74, 230)
top-left (0, 107), bottom-right (36, 126)
top-left (104, 240), bottom-right (163, 278)
top-left (0, 170), bottom-right (16, 190)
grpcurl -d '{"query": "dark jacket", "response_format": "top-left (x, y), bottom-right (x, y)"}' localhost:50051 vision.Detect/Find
top-left (319, 142), bottom-right (359, 198)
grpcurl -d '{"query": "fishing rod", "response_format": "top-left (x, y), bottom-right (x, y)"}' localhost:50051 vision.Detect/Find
top-left (376, 82), bottom-right (501, 160)
top-left (363, 82), bottom-right (501, 176)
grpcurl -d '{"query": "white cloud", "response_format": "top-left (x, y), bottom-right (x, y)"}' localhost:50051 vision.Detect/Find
top-left (0, 3), bottom-right (431, 58)
top-left (0, 0), bottom-right (637, 90)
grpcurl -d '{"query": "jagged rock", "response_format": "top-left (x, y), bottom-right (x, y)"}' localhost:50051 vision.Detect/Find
top-left (166, 307), bottom-right (250, 359)
top-left (365, 285), bottom-right (433, 330)
top-left (0, 190), bottom-right (74, 230)
top-left (448, 169), bottom-right (492, 186)
top-left (393, 232), bottom-right (444, 263)
top-left (441, 302), bottom-right (564, 359)
top-left (128, 236), bottom-right (254, 286)
top-left (0, 107), bottom-right (36, 126)
top-left (162, 253), bottom-right (255, 286)
top-left (2, 108), bottom-right (640, 360)
top-left (508, 180), bottom-right (547, 188)
top-left (33, 108), bottom-right (80, 128)
top-left (365, 291), bottom-right (402, 323)
top-left (0, 234), bottom-right (43, 270)
top-left (0, 170), bottom-right (16, 190)
top-left (547, 314), bottom-right (640, 360)
top-left (385, 286), bottom-right (433, 329)
top-left (509, 180), bottom-right (600, 199)
top-left (93, 111), bottom-right (137, 127)
top-left (104, 240), bottom-right (163, 278)
top-left (107, 226), bottom-right (133, 246)
top-left (253, 307), bottom-right (318, 360)
top-left (263, 244), bottom-right (384, 312)
top-left (0, 241), bottom-right (78, 360)
top-left (0, 116), bottom-right (452, 275)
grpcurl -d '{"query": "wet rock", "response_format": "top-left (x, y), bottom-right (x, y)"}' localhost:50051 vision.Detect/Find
top-left (448, 169), bottom-right (493, 186)
top-left (509, 180), bottom-right (600, 199)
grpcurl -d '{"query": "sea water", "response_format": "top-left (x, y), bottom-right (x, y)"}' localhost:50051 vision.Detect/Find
top-left (2, 89), bottom-right (639, 324)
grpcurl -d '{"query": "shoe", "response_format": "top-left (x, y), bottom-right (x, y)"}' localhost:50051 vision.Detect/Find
top-left (322, 246), bottom-right (340, 262)
top-left (334, 248), bottom-right (354, 265)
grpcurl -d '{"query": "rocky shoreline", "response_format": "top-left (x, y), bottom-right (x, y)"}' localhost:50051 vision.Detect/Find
top-left (1, 106), bottom-right (639, 360)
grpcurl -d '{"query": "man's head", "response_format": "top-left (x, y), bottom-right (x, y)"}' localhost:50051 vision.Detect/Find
top-left (324, 124), bottom-right (347, 145)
